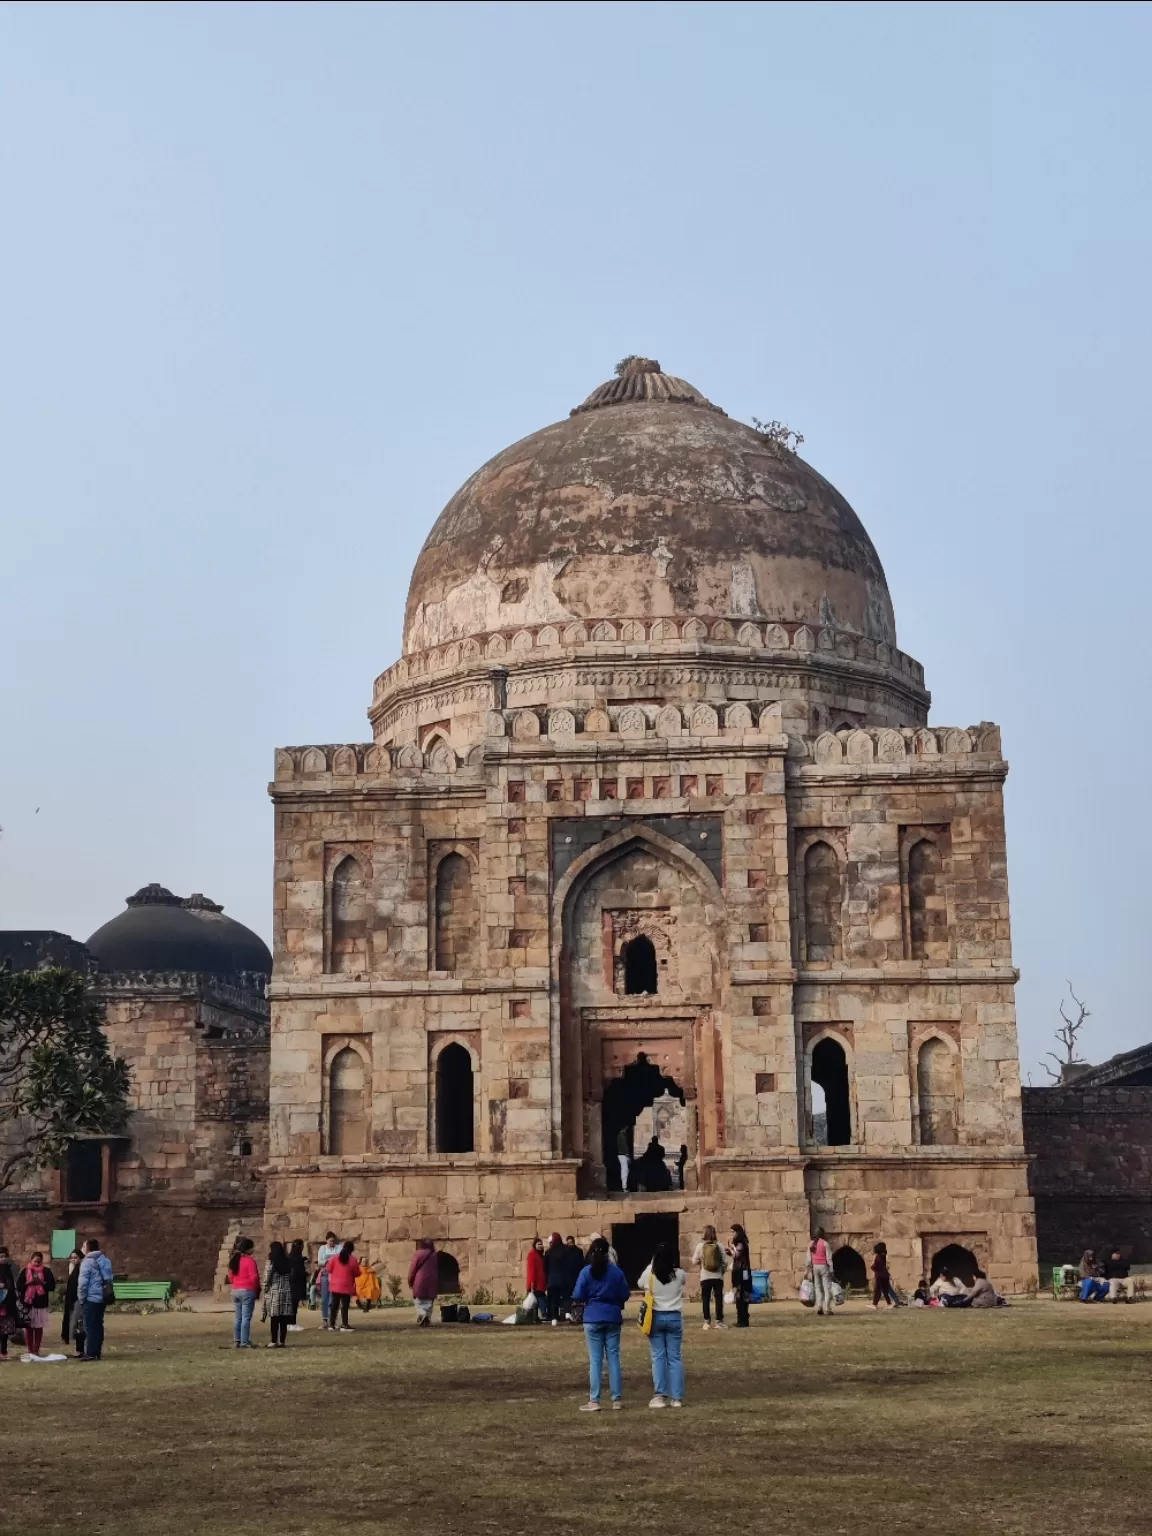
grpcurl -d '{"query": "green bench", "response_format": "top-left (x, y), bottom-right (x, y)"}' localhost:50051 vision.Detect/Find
top-left (113, 1280), bottom-right (175, 1307)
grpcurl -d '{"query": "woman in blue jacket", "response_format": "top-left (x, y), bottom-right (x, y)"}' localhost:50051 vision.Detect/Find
top-left (571, 1237), bottom-right (631, 1412)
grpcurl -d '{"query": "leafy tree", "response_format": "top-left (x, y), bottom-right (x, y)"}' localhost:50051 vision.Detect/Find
top-left (0, 964), bottom-right (131, 1192)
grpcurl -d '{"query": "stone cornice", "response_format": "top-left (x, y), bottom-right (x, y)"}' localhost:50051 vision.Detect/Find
top-left (268, 976), bottom-right (552, 1001)
top-left (265, 1156), bottom-right (583, 1177)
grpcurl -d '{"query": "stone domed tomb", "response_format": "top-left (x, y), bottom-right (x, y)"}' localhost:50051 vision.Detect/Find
top-left (269, 358), bottom-right (1036, 1294)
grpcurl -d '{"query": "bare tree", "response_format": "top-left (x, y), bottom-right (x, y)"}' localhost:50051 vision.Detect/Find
top-left (1041, 982), bottom-right (1091, 1082)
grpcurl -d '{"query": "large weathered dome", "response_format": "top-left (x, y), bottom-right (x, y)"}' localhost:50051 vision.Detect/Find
top-left (86, 885), bottom-right (272, 977)
top-left (404, 358), bottom-right (895, 655)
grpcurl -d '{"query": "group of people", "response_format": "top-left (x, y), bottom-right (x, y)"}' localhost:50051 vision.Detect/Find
top-left (0, 1240), bottom-right (115, 1362)
top-left (227, 1232), bottom-right (441, 1347)
top-left (1077, 1248), bottom-right (1133, 1302)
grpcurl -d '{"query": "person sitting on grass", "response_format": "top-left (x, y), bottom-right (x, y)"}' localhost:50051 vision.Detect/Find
top-left (964, 1269), bottom-right (1005, 1308)
top-left (911, 1277), bottom-right (931, 1307)
top-left (930, 1268), bottom-right (969, 1306)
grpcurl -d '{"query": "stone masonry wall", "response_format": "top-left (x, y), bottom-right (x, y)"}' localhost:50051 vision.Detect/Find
top-left (1023, 1084), bottom-right (1152, 1264)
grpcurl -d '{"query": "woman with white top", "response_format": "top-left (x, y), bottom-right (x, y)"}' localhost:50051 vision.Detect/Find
top-left (637, 1243), bottom-right (687, 1409)
top-left (690, 1225), bottom-right (726, 1329)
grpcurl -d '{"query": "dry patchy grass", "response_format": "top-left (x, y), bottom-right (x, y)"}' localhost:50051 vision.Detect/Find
top-left (2, 1300), bottom-right (1149, 1536)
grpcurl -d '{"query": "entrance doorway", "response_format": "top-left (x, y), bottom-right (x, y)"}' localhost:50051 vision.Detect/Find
top-left (602, 1051), bottom-right (687, 1191)
top-left (610, 1213), bottom-right (680, 1287)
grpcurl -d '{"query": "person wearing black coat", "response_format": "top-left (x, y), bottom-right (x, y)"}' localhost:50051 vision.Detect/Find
top-left (0, 1246), bottom-right (20, 1362)
top-left (61, 1249), bottom-right (86, 1357)
top-left (287, 1238), bottom-right (309, 1328)
top-left (544, 1234), bottom-right (568, 1325)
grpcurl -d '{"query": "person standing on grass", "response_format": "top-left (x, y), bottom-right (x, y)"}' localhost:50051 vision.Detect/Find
top-left (228, 1237), bottom-right (261, 1349)
top-left (809, 1228), bottom-right (834, 1316)
top-left (17, 1250), bottom-right (56, 1358)
top-left (638, 1242), bottom-right (686, 1409)
top-left (62, 1248), bottom-right (86, 1357)
top-left (316, 1230), bottom-right (340, 1330)
top-left (325, 1241), bottom-right (361, 1332)
top-left (287, 1239), bottom-right (309, 1329)
top-left (727, 1224), bottom-right (753, 1329)
top-left (572, 1237), bottom-right (630, 1413)
top-left (692, 1226), bottom-right (726, 1330)
top-left (263, 1241), bottom-right (295, 1348)
top-left (0, 1247), bottom-right (21, 1363)
top-left (870, 1242), bottom-right (898, 1310)
top-left (544, 1233), bottom-right (568, 1327)
top-left (77, 1239), bottom-right (114, 1361)
top-left (408, 1238), bottom-right (438, 1327)
top-left (526, 1237), bottom-right (548, 1320)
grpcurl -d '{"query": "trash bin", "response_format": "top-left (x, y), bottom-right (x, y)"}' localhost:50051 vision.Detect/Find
top-left (750, 1270), bottom-right (772, 1302)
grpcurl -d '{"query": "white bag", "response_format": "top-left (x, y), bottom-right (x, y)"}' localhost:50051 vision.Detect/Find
top-left (830, 1279), bottom-right (846, 1307)
top-left (723, 1289), bottom-right (735, 1305)
top-left (798, 1278), bottom-right (815, 1307)
top-left (521, 1291), bottom-right (537, 1312)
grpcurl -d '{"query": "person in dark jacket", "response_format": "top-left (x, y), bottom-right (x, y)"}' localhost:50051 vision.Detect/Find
top-left (287, 1238), bottom-right (309, 1329)
top-left (0, 1246), bottom-right (20, 1362)
top-left (728, 1224), bottom-right (752, 1328)
top-left (1104, 1249), bottom-right (1132, 1302)
top-left (572, 1237), bottom-right (631, 1411)
top-left (61, 1248), bottom-right (87, 1357)
top-left (408, 1238), bottom-right (438, 1326)
top-left (544, 1233), bottom-right (568, 1327)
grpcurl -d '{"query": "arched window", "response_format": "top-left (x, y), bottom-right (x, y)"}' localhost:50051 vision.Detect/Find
top-left (917, 1037), bottom-right (958, 1145)
top-left (832, 1245), bottom-right (868, 1291)
top-left (435, 853), bottom-right (476, 974)
top-left (623, 935), bottom-right (658, 995)
top-left (436, 1251), bottom-right (461, 1293)
top-left (435, 1042), bottom-right (475, 1153)
top-left (811, 1037), bottom-right (851, 1145)
top-left (930, 1242), bottom-right (979, 1286)
top-left (908, 838), bottom-right (946, 960)
top-left (803, 841), bottom-right (842, 962)
top-left (328, 1046), bottom-right (369, 1155)
top-left (331, 855), bottom-right (368, 974)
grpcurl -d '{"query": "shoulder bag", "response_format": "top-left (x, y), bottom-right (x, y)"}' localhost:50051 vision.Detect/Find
top-left (638, 1271), bottom-right (655, 1335)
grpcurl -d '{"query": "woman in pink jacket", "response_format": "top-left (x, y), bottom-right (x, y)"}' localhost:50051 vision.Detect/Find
top-left (324, 1241), bottom-right (361, 1332)
top-left (228, 1237), bottom-right (261, 1349)
top-left (408, 1239), bottom-right (439, 1327)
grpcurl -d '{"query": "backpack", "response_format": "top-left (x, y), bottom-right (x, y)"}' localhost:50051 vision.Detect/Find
top-left (702, 1240), bottom-right (724, 1273)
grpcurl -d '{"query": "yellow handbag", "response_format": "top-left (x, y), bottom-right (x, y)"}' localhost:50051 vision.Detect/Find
top-left (638, 1270), bottom-right (655, 1335)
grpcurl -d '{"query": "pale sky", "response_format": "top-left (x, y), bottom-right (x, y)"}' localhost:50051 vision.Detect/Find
top-left (2, 1), bottom-right (1148, 1077)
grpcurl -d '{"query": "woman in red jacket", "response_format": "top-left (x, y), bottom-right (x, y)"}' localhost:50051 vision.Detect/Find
top-left (526, 1237), bottom-right (548, 1321)
top-left (324, 1241), bottom-right (361, 1332)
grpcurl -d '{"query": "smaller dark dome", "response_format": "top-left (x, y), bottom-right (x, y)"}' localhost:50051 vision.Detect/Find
top-left (86, 884), bottom-right (271, 977)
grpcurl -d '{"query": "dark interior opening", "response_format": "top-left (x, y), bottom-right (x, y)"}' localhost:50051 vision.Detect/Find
top-left (436, 1251), bottom-right (461, 1293)
top-left (435, 1042), bottom-right (475, 1153)
top-left (832, 1245), bottom-right (868, 1291)
top-left (602, 1051), bottom-right (686, 1191)
top-left (611, 1213), bottom-right (680, 1288)
top-left (66, 1141), bottom-right (104, 1204)
top-left (623, 935), bottom-right (658, 995)
top-left (811, 1038), bottom-right (852, 1145)
top-left (929, 1243), bottom-right (979, 1286)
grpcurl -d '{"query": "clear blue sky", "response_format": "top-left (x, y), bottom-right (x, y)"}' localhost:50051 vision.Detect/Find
top-left (2, 1), bottom-right (1148, 1076)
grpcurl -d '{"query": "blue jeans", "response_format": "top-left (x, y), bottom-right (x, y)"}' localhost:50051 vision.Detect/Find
top-left (320, 1273), bottom-right (331, 1324)
top-left (649, 1312), bottom-right (684, 1400)
top-left (583, 1321), bottom-right (622, 1403)
top-left (232, 1289), bottom-right (257, 1345)
top-left (1080, 1278), bottom-right (1107, 1302)
top-left (82, 1300), bottom-right (106, 1360)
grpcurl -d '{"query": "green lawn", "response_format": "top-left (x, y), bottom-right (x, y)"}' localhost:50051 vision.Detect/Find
top-left (3, 1300), bottom-right (1148, 1536)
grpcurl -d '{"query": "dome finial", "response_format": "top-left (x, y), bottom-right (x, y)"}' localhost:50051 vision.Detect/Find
top-left (615, 355), bottom-right (661, 378)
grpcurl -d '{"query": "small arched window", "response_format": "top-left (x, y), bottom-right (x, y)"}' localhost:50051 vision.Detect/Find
top-left (331, 855), bottom-right (368, 974)
top-left (803, 841), bottom-right (842, 962)
top-left (917, 1037), bottom-right (958, 1145)
top-left (328, 1046), bottom-right (369, 1155)
top-left (435, 853), bottom-right (476, 974)
top-left (908, 838), bottom-right (946, 959)
top-left (623, 935), bottom-right (658, 995)
top-left (435, 1042), bottom-right (475, 1154)
top-left (811, 1037), bottom-right (852, 1145)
